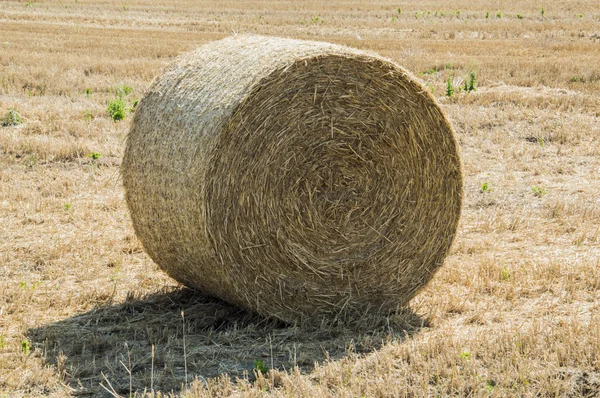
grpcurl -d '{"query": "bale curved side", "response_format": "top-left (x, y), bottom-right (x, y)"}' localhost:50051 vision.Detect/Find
top-left (122, 35), bottom-right (463, 323)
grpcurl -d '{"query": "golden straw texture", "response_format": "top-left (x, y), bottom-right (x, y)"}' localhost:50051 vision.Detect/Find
top-left (122, 35), bottom-right (463, 323)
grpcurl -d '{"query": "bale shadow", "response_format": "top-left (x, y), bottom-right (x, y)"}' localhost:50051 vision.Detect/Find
top-left (28, 287), bottom-right (426, 396)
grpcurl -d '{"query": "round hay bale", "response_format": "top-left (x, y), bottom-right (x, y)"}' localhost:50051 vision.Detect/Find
top-left (122, 35), bottom-right (463, 323)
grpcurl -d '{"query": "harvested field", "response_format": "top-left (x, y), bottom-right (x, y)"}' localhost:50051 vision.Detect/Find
top-left (0, 0), bottom-right (599, 396)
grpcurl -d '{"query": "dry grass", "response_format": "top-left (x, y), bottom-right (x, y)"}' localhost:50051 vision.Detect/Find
top-left (0, 0), bottom-right (599, 396)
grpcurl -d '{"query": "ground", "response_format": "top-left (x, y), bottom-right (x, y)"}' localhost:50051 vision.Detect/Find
top-left (0, 0), bottom-right (599, 396)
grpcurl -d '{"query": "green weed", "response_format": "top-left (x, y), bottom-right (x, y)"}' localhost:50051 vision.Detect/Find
top-left (253, 360), bottom-right (269, 375)
top-left (113, 84), bottom-right (132, 97)
top-left (107, 98), bottom-right (126, 121)
top-left (531, 186), bottom-right (547, 197)
top-left (570, 75), bottom-right (585, 83)
top-left (2, 109), bottom-right (23, 126)
top-left (130, 98), bottom-right (139, 112)
top-left (21, 339), bottom-right (30, 355)
top-left (480, 182), bottom-right (490, 193)
top-left (88, 152), bottom-right (101, 160)
top-left (468, 70), bottom-right (477, 92)
top-left (500, 267), bottom-right (511, 281)
top-left (19, 281), bottom-right (42, 290)
top-left (446, 78), bottom-right (454, 97)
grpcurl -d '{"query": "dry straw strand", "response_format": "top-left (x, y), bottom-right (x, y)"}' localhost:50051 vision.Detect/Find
top-left (122, 35), bottom-right (463, 323)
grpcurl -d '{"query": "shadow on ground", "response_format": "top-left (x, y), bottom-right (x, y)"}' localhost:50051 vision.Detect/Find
top-left (28, 287), bottom-right (426, 396)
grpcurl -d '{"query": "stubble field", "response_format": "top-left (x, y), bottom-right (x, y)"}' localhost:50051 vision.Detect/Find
top-left (1, 0), bottom-right (599, 396)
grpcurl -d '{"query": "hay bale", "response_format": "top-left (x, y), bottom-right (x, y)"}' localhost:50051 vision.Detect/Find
top-left (122, 35), bottom-right (463, 323)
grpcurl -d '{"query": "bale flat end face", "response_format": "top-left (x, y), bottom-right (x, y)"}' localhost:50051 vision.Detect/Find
top-left (122, 35), bottom-right (463, 323)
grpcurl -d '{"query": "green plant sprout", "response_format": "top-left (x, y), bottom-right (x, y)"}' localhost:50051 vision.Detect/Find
top-left (253, 359), bottom-right (269, 375)
top-left (107, 98), bottom-right (126, 121)
top-left (532, 186), bottom-right (547, 197)
top-left (446, 78), bottom-right (454, 97)
top-left (88, 152), bottom-right (101, 160)
top-left (21, 339), bottom-right (30, 355)
top-left (2, 109), bottom-right (23, 126)
top-left (468, 70), bottom-right (477, 91)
